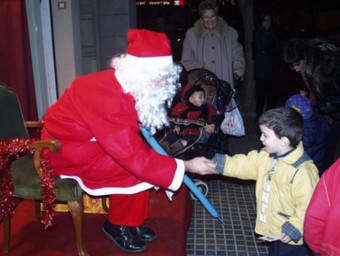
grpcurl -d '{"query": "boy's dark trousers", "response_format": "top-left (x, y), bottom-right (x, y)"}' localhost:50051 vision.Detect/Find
top-left (268, 240), bottom-right (307, 256)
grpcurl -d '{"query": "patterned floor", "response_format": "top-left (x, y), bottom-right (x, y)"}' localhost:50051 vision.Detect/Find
top-left (186, 114), bottom-right (269, 256)
top-left (186, 178), bottom-right (268, 256)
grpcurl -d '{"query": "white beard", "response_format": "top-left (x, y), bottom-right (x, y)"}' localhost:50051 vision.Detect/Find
top-left (112, 54), bottom-right (182, 134)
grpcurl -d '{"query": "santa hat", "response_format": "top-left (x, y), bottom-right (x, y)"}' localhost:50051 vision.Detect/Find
top-left (126, 29), bottom-right (173, 68)
top-left (285, 94), bottom-right (313, 119)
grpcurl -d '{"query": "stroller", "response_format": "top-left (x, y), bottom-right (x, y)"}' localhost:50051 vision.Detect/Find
top-left (158, 68), bottom-right (235, 199)
top-left (160, 68), bottom-right (235, 158)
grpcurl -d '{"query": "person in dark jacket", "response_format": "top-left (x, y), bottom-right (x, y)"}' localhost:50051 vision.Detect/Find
top-left (286, 94), bottom-right (329, 175)
top-left (282, 38), bottom-right (340, 170)
top-left (252, 13), bottom-right (279, 121)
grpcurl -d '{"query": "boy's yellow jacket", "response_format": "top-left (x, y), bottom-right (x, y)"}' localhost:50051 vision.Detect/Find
top-left (221, 142), bottom-right (319, 244)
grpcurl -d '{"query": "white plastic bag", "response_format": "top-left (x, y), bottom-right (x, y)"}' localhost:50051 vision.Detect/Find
top-left (220, 98), bottom-right (245, 136)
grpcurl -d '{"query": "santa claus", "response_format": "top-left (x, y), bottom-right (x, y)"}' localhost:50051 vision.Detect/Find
top-left (42, 29), bottom-right (217, 253)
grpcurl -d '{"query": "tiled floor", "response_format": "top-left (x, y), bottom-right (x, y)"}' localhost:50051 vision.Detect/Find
top-left (186, 177), bottom-right (268, 256)
top-left (186, 114), bottom-right (268, 256)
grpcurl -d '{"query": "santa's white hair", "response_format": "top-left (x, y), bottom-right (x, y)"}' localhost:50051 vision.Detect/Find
top-left (111, 54), bottom-right (182, 134)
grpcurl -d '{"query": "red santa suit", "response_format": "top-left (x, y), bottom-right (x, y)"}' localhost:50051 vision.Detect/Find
top-left (304, 159), bottom-right (340, 255)
top-left (42, 70), bottom-right (185, 225)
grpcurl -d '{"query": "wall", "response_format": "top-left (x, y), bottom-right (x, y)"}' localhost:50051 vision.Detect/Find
top-left (51, 0), bottom-right (81, 96)
top-left (96, 0), bottom-right (136, 70)
top-left (51, 0), bottom-right (136, 96)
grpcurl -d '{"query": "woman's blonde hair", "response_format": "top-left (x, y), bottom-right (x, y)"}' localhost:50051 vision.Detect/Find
top-left (198, 0), bottom-right (219, 17)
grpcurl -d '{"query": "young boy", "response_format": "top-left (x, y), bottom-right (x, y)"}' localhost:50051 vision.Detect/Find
top-left (213, 107), bottom-right (319, 256)
top-left (160, 83), bottom-right (219, 156)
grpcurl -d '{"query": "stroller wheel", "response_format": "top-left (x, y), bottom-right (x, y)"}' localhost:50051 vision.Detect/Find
top-left (190, 179), bottom-right (209, 200)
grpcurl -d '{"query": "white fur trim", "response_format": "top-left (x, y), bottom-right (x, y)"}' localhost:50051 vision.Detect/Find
top-left (126, 54), bottom-right (173, 68)
top-left (59, 175), bottom-right (154, 196)
top-left (60, 160), bottom-right (185, 196)
top-left (167, 159), bottom-right (185, 191)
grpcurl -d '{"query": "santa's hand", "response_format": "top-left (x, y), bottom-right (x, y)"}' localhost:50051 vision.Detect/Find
top-left (184, 157), bottom-right (218, 175)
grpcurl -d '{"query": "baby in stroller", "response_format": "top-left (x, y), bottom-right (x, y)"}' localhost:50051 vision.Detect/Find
top-left (160, 83), bottom-right (220, 156)
top-left (160, 68), bottom-right (235, 158)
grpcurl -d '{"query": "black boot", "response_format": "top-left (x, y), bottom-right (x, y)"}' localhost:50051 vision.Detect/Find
top-left (103, 220), bottom-right (147, 253)
top-left (130, 226), bottom-right (157, 242)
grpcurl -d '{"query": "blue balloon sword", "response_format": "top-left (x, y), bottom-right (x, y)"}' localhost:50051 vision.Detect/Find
top-left (141, 127), bottom-right (225, 225)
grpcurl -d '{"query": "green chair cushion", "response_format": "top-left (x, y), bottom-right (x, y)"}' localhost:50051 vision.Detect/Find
top-left (11, 155), bottom-right (83, 201)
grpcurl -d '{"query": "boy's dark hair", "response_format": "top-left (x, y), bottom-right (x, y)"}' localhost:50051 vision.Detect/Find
top-left (258, 107), bottom-right (304, 147)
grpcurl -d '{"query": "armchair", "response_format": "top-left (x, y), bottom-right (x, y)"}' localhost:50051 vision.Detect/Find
top-left (0, 83), bottom-right (87, 256)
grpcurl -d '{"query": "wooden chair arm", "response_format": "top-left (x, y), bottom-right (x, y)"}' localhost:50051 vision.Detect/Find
top-left (29, 139), bottom-right (61, 177)
top-left (25, 121), bottom-right (43, 129)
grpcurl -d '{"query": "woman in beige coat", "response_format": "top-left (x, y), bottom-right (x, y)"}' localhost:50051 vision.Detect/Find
top-left (181, 0), bottom-right (245, 89)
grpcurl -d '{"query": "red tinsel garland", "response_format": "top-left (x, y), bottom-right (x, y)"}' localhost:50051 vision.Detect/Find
top-left (39, 148), bottom-right (57, 229)
top-left (0, 138), bottom-right (56, 229)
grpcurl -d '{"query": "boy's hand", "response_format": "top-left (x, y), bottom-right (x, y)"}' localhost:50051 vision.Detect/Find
top-left (280, 233), bottom-right (292, 244)
top-left (184, 157), bottom-right (218, 175)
